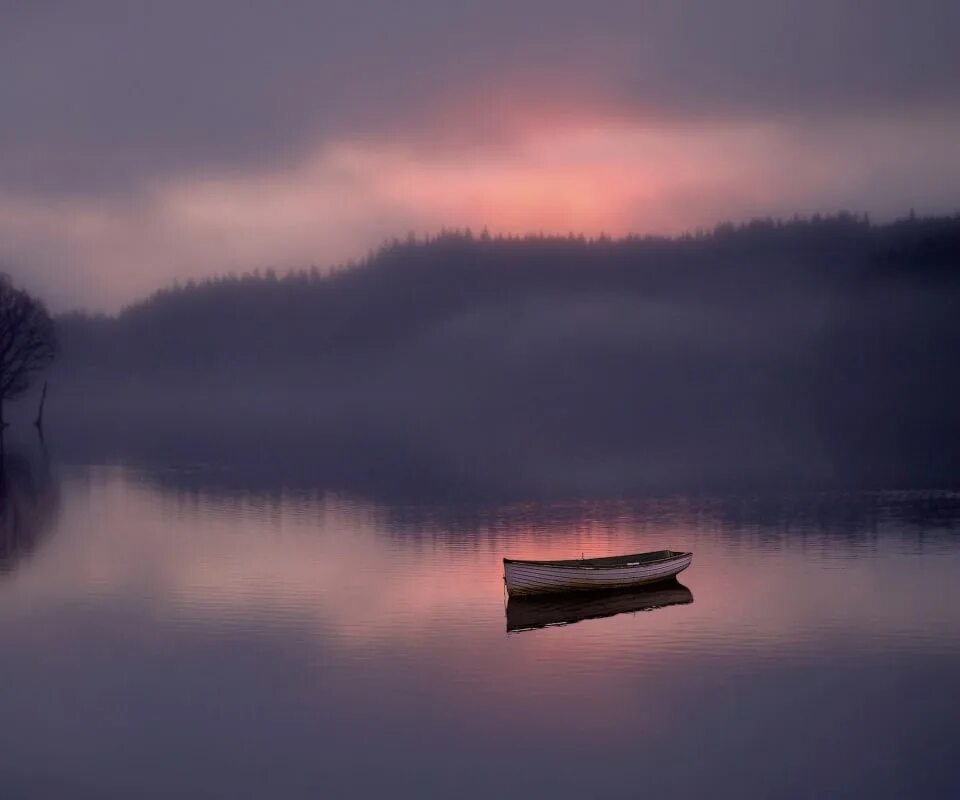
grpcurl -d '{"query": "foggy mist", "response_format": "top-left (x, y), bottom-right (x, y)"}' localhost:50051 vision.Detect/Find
top-left (23, 213), bottom-right (958, 498)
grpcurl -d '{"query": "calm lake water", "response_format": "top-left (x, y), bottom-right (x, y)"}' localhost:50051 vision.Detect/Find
top-left (2, 451), bottom-right (960, 799)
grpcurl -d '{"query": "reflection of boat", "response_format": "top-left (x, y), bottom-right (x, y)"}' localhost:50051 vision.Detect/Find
top-left (503, 549), bottom-right (692, 597)
top-left (506, 581), bottom-right (693, 632)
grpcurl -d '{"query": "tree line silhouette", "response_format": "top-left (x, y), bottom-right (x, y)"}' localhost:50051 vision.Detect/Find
top-left (50, 212), bottom-right (960, 494)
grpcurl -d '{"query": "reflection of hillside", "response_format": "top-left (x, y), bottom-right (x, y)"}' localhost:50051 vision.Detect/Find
top-left (380, 492), bottom-right (960, 553)
top-left (506, 582), bottom-right (693, 633)
top-left (0, 450), bottom-right (60, 576)
top-left (74, 450), bottom-right (960, 563)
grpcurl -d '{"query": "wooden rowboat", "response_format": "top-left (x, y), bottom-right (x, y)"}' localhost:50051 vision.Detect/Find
top-left (503, 549), bottom-right (692, 597)
top-left (506, 581), bottom-right (693, 632)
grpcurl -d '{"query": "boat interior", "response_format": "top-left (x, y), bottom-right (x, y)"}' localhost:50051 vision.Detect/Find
top-left (504, 550), bottom-right (691, 567)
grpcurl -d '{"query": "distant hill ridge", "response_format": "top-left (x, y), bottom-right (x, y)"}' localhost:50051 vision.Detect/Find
top-left (56, 213), bottom-right (960, 370)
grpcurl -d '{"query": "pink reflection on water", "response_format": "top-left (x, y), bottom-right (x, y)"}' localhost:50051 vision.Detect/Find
top-left (1, 466), bottom-right (960, 788)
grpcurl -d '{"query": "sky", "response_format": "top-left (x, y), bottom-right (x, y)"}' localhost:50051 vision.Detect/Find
top-left (2, 0), bottom-right (959, 311)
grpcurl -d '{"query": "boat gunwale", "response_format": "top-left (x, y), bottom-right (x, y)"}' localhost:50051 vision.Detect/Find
top-left (503, 550), bottom-right (692, 570)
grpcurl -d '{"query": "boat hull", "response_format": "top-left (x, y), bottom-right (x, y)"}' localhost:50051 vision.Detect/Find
top-left (503, 551), bottom-right (692, 597)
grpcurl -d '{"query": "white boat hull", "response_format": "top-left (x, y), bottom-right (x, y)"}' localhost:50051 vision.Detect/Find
top-left (503, 552), bottom-right (692, 597)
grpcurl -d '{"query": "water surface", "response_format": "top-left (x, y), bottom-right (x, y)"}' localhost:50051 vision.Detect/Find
top-left (2, 456), bottom-right (959, 799)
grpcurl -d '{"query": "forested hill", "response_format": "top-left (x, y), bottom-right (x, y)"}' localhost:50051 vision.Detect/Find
top-left (49, 213), bottom-right (960, 494)
top-left (58, 213), bottom-right (960, 372)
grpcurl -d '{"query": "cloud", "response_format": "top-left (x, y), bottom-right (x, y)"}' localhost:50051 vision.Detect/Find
top-left (4, 0), bottom-right (958, 195)
top-left (3, 112), bottom-right (960, 311)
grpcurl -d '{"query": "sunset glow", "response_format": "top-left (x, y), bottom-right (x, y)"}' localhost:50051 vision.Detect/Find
top-left (4, 112), bottom-right (957, 312)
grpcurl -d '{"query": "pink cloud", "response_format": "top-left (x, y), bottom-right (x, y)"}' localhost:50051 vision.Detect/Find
top-left (3, 112), bottom-right (958, 311)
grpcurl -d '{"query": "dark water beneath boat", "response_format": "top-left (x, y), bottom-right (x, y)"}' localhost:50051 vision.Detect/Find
top-left (2, 454), bottom-right (960, 799)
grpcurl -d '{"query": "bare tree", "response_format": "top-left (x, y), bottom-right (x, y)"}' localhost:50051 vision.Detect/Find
top-left (0, 274), bottom-right (56, 430)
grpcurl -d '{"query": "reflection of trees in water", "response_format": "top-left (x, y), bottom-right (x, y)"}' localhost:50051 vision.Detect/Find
top-left (0, 448), bottom-right (60, 576)
top-left (116, 454), bottom-right (960, 557)
top-left (379, 492), bottom-right (960, 553)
